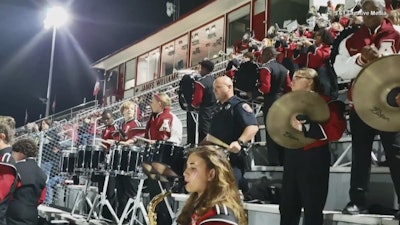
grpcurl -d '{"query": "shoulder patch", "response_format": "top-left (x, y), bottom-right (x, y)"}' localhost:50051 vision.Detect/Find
top-left (242, 103), bottom-right (253, 113)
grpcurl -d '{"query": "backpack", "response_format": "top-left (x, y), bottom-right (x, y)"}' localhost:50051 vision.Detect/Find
top-left (177, 73), bottom-right (200, 111)
top-left (233, 61), bottom-right (259, 92)
top-left (244, 176), bottom-right (281, 204)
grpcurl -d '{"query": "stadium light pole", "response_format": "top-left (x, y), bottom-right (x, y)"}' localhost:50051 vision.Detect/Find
top-left (43, 6), bottom-right (69, 117)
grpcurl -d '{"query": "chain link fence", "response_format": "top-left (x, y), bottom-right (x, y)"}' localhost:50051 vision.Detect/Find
top-left (15, 59), bottom-right (228, 206)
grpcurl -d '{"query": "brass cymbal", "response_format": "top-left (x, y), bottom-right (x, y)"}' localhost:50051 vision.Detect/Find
top-left (266, 90), bottom-right (330, 149)
top-left (353, 55), bottom-right (400, 132)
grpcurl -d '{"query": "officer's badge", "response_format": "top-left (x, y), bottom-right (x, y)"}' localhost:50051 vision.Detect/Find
top-left (224, 103), bottom-right (231, 110)
top-left (242, 103), bottom-right (253, 112)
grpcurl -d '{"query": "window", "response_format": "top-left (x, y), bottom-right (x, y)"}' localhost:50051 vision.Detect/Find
top-left (190, 17), bottom-right (225, 67)
top-left (136, 48), bottom-right (160, 85)
top-left (125, 58), bottom-right (136, 90)
top-left (226, 5), bottom-right (251, 54)
top-left (161, 35), bottom-right (189, 76)
top-left (105, 67), bottom-right (118, 96)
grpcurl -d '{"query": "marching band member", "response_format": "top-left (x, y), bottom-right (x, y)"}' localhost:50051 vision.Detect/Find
top-left (144, 93), bottom-right (183, 225)
top-left (177, 146), bottom-right (247, 225)
top-left (280, 68), bottom-right (346, 225)
top-left (0, 116), bottom-right (15, 163)
top-left (293, 28), bottom-right (333, 70)
top-left (0, 123), bottom-right (17, 225)
top-left (293, 28), bottom-right (336, 97)
top-left (95, 110), bottom-right (118, 220)
top-left (116, 101), bottom-right (142, 218)
top-left (191, 60), bottom-right (216, 145)
top-left (331, 0), bottom-right (400, 218)
top-left (6, 138), bottom-right (47, 225)
top-left (145, 93), bottom-right (183, 145)
top-left (258, 47), bottom-right (291, 166)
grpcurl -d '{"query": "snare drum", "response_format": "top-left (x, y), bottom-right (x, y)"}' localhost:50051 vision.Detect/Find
top-left (149, 142), bottom-right (185, 177)
top-left (76, 145), bottom-right (106, 173)
top-left (110, 145), bottom-right (142, 176)
top-left (60, 152), bottom-right (76, 175)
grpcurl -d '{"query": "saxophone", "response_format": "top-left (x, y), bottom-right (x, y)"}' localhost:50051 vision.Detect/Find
top-left (147, 190), bottom-right (172, 225)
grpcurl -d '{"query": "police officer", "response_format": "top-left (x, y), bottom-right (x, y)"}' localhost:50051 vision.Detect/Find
top-left (191, 60), bottom-right (217, 144)
top-left (204, 76), bottom-right (259, 191)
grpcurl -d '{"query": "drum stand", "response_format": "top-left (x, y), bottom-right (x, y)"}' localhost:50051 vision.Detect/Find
top-left (118, 173), bottom-right (149, 225)
top-left (189, 111), bottom-right (199, 145)
top-left (157, 180), bottom-right (177, 224)
top-left (87, 172), bottom-right (120, 223)
top-left (70, 175), bottom-right (96, 217)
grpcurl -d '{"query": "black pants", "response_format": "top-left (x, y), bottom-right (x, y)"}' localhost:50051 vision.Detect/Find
top-left (262, 96), bottom-right (285, 166)
top-left (266, 132), bottom-right (285, 166)
top-left (280, 145), bottom-right (330, 225)
top-left (349, 111), bottom-right (400, 206)
top-left (146, 179), bottom-right (172, 225)
top-left (186, 112), bottom-right (196, 145)
top-left (198, 106), bottom-right (214, 143)
top-left (115, 175), bottom-right (139, 217)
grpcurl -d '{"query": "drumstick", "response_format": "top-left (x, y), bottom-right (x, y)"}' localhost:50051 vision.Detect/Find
top-left (135, 136), bottom-right (155, 144)
top-left (207, 135), bottom-right (230, 149)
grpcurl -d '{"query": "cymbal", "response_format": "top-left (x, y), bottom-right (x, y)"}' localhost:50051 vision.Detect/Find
top-left (352, 55), bottom-right (400, 132)
top-left (266, 91), bottom-right (330, 149)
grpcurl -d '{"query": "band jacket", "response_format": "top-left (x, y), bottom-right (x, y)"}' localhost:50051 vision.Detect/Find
top-left (101, 123), bottom-right (118, 150)
top-left (120, 118), bottom-right (142, 140)
top-left (258, 59), bottom-right (291, 96)
top-left (6, 158), bottom-right (47, 225)
top-left (189, 205), bottom-right (238, 225)
top-left (293, 43), bottom-right (331, 69)
top-left (332, 18), bottom-right (400, 104)
top-left (145, 108), bottom-right (173, 141)
top-left (302, 95), bottom-right (346, 151)
top-left (0, 163), bottom-right (17, 225)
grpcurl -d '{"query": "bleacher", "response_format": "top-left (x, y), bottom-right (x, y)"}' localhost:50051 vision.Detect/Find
top-left (15, 55), bottom-right (399, 224)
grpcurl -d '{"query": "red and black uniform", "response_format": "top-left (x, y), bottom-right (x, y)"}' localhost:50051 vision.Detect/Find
top-left (294, 42), bottom-right (339, 97)
top-left (191, 74), bottom-right (216, 144)
top-left (233, 39), bottom-right (250, 53)
top-left (91, 122), bottom-right (118, 220)
top-left (145, 107), bottom-right (177, 225)
top-left (145, 108), bottom-right (175, 141)
top-left (276, 40), bottom-right (298, 78)
top-left (120, 118), bottom-right (143, 141)
top-left (332, 18), bottom-right (400, 211)
top-left (101, 123), bottom-right (119, 151)
top-left (293, 43), bottom-right (331, 69)
top-left (189, 204), bottom-right (239, 225)
top-left (115, 118), bottom-right (141, 217)
top-left (258, 59), bottom-right (291, 166)
top-left (6, 158), bottom-right (46, 225)
top-left (280, 96), bottom-right (346, 225)
top-left (0, 162), bottom-right (17, 225)
top-left (0, 147), bottom-right (14, 164)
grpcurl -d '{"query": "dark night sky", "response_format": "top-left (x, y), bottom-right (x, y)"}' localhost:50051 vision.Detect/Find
top-left (0, 0), bottom-right (208, 127)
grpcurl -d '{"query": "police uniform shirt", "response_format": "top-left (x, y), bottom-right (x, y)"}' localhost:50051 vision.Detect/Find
top-left (209, 95), bottom-right (258, 145)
